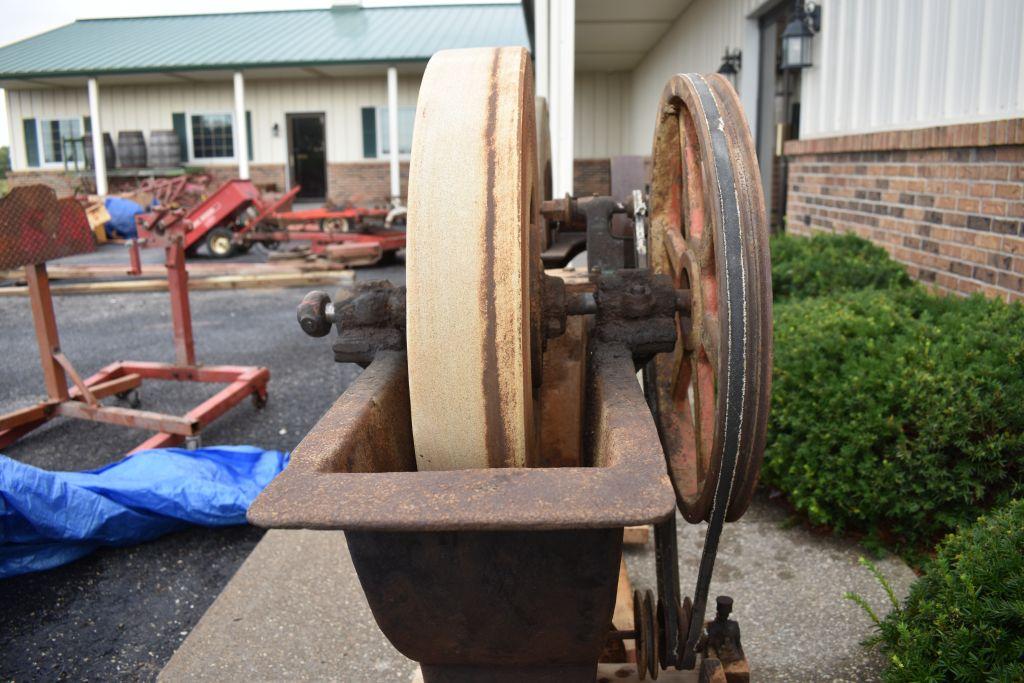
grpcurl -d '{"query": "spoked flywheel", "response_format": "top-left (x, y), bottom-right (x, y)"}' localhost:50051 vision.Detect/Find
top-left (405, 47), bottom-right (543, 471)
top-left (648, 73), bottom-right (773, 525)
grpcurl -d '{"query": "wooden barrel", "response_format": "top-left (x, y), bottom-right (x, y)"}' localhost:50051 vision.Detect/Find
top-left (83, 133), bottom-right (117, 170)
top-left (117, 131), bottom-right (147, 168)
top-left (148, 130), bottom-right (181, 167)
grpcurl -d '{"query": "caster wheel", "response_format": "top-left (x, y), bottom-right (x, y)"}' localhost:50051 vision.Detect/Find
top-left (116, 389), bottom-right (142, 409)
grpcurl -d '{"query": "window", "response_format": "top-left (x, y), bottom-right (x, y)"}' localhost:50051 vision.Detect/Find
top-left (376, 106), bottom-right (416, 157)
top-left (39, 118), bottom-right (82, 165)
top-left (190, 113), bottom-right (234, 160)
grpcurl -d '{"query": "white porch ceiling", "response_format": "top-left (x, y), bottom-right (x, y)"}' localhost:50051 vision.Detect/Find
top-left (576, 0), bottom-right (694, 71)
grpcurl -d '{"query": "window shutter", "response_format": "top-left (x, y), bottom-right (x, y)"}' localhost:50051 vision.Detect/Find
top-left (23, 118), bottom-right (39, 168)
top-left (84, 116), bottom-right (92, 134)
top-left (172, 112), bottom-right (188, 162)
top-left (246, 110), bottom-right (253, 161)
top-left (361, 107), bottom-right (376, 159)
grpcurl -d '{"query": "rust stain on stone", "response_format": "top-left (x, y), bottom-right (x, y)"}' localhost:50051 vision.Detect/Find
top-left (481, 48), bottom-right (512, 468)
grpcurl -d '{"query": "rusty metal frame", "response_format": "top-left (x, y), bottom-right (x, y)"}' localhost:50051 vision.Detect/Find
top-left (0, 195), bottom-right (270, 453)
top-left (246, 228), bottom-right (406, 257)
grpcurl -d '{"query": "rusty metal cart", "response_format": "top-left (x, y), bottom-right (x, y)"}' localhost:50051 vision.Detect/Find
top-left (135, 178), bottom-right (405, 264)
top-left (250, 47), bottom-right (770, 682)
top-left (0, 185), bottom-right (269, 453)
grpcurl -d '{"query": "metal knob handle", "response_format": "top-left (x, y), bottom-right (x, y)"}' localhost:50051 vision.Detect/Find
top-left (297, 290), bottom-right (336, 337)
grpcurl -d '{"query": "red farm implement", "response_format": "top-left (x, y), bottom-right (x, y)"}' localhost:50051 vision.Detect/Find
top-left (135, 179), bottom-right (405, 264)
top-left (0, 185), bottom-right (269, 453)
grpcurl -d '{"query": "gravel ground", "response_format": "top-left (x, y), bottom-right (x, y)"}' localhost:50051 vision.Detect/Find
top-left (0, 245), bottom-right (403, 681)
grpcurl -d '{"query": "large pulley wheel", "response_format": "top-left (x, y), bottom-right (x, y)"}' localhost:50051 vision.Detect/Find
top-left (649, 73), bottom-right (772, 523)
top-left (406, 47), bottom-right (542, 470)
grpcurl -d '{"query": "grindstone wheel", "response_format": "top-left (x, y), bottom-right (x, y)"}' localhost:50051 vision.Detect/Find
top-left (406, 47), bottom-right (542, 470)
top-left (648, 73), bottom-right (772, 524)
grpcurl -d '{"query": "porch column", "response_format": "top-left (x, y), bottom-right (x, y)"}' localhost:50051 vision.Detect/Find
top-left (550, 0), bottom-right (574, 196)
top-left (387, 66), bottom-right (401, 205)
top-left (535, 0), bottom-right (549, 99)
top-left (86, 78), bottom-right (107, 196)
top-left (233, 71), bottom-right (249, 180)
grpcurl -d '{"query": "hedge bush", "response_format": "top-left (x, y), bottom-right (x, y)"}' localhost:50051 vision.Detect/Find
top-left (763, 285), bottom-right (1024, 555)
top-left (770, 232), bottom-right (911, 300)
top-left (849, 500), bottom-right (1024, 681)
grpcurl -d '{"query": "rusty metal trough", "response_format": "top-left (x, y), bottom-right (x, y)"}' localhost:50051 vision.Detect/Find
top-left (248, 346), bottom-right (676, 681)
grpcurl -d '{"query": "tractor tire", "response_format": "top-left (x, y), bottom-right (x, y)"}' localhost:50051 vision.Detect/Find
top-left (205, 226), bottom-right (237, 259)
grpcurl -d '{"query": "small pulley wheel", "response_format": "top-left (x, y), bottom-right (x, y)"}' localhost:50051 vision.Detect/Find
top-left (649, 73), bottom-right (772, 524)
top-left (634, 589), bottom-right (659, 680)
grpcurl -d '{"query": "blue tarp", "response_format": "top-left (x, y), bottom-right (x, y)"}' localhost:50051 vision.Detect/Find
top-left (103, 196), bottom-right (145, 238)
top-left (0, 446), bottom-right (288, 578)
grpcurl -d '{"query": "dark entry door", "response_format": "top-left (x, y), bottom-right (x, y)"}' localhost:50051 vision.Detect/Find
top-left (288, 113), bottom-right (326, 200)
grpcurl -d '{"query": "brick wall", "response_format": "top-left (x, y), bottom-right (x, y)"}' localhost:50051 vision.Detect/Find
top-left (326, 158), bottom-right (614, 205)
top-left (7, 170), bottom-right (81, 197)
top-left (327, 162), bottom-right (409, 206)
top-left (6, 164), bottom-right (286, 198)
top-left (785, 118), bottom-right (1024, 302)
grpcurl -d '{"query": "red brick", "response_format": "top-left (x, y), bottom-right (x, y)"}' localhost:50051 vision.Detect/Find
top-left (995, 183), bottom-right (1024, 200)
top-left (971, 182), bottom-right (996, 198)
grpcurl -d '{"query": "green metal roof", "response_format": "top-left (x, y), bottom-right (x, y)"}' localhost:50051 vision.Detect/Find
top-left (0, 3), bottom-right (529, 79)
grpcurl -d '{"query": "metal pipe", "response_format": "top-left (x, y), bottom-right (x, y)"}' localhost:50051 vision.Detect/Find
top-left (387, 66), bottom-right (401, 206)
top-left (233, 71), bottom-right (249, 180)
top-left (86, 78), bottom-right (107, 196)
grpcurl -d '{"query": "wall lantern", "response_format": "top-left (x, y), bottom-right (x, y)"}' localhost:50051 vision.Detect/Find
top-left (272, 123), bottom-right (281, 138)
top-left (780, 0), bottom-right (821, 70)
top-left (717, 48), bottom-right (742, 81)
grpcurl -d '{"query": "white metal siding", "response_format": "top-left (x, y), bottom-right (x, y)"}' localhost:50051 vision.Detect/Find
top-left (627, 0), bottom-right (765, 155)
top-left (801, 0), bottom-right (1024, 138)
top-left (574, 72), bottom-right (631, 157)
top-left (6, 75), bottom-right (422, 171)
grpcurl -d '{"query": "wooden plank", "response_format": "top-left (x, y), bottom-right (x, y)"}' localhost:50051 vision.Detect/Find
top-left (595, 664), bottom-right (699, 682)
top-left (612, 557), bottom-right (634, 633)
top-left (0, 271), bottom-right (354, 297)
top-left (1, 260), bottom-right (352, 281)
top-left (623, 525), bottom-right (650, 546)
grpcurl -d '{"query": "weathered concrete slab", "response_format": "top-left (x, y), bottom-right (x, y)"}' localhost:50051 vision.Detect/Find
top-left (158, 529), bottom-right (417, 682)
top-left (160, 494), bottom-right (915, 682)
top-left (623, 494), bottom-right (916, 682)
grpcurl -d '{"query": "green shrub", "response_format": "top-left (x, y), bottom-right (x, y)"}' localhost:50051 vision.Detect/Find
top-left (849, 500), bottom-right (1024, 681)
top-left (770, 232), bottom-right (912, 300)
top-left (763, 286), bottom-right (1024, 556)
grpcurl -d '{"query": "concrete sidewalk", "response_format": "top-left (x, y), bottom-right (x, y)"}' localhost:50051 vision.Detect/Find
top-left (159, 493), bottom-right (915, 682)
